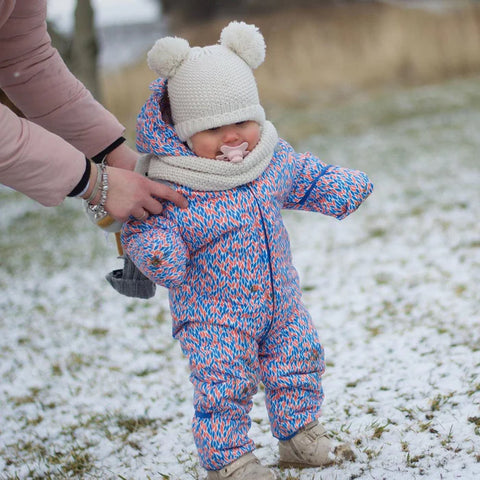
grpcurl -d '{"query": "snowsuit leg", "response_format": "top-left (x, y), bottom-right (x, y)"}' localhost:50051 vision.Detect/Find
top-left (176, 322), bottom-right (260, 470)
top-left (259, 300), bottom-right (325, 440)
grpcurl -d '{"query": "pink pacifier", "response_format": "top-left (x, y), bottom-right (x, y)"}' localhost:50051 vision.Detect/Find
top-left (216, 142), bottom-right (249, 163)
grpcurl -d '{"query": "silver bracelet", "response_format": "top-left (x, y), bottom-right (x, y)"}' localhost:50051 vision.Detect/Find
top-left (84, 161), bottom-right (102, 203)
top-left (87, 159), bottom-right (109, 221)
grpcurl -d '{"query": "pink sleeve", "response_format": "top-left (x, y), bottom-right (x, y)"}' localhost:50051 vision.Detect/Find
top-left (0, 103), bottom-right (85, 206)
top-left (0, 0), bottom-right (125, 204)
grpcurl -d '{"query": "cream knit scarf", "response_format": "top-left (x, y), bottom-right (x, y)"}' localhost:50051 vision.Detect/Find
top-left (140, 121), bottom-right (278, 191)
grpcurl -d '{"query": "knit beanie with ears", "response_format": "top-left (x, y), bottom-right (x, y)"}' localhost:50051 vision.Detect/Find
top-left (147, 21), bottom-right (266, 144)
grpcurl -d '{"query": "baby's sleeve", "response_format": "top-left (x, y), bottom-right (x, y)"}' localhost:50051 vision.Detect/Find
top-left (121, 213), bottom-right (189, 287)
top-left (283, 151), bottom-right (373, 219)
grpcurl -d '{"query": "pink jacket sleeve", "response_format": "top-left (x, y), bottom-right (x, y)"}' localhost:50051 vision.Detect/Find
top-left (0, 0), bottom-right (125, 206)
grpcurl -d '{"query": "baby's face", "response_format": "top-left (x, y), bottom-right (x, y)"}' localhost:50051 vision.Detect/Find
top-left (190, 121), bottom-right (261, 160)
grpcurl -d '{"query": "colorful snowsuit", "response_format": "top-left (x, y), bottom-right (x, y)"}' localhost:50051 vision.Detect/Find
top-left (122, 79), bottom-right (373, 470)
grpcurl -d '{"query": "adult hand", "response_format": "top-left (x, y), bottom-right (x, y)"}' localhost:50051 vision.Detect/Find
top-left (105, 166), bottom-right (188, 221)
top-left (82, 142), bottom-right (188, 221)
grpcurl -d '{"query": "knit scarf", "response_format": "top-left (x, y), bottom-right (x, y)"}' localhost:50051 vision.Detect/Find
top-left (143, 121), bottom-right (278, 191)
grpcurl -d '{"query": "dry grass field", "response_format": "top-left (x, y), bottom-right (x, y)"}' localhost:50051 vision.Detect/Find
top-left (102, 2), bottom-right (480, 140)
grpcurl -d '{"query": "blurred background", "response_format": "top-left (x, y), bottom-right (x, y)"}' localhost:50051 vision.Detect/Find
top-left (11, 0), bottom-right (477, 145)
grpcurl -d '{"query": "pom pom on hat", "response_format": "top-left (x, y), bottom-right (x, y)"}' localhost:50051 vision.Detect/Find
top-left (147, 36), bottom-right (190, 78)
top-left (220, 21), bottom-right (266, 69)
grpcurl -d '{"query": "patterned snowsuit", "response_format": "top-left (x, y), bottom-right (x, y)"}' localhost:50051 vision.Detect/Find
top-left (122, 79), bottom-right (373, 470)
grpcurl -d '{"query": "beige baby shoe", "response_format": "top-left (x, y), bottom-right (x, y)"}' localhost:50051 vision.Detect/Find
top-left (206, 452), bottom-right (276, 479)
top-left (278, 420), bottom-right (334, 468)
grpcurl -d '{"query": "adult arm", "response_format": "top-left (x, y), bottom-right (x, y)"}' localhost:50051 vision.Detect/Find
top-left (0, 103), bottom-right (87, 204)
top-left (0, 0), bottom-right (187, 215)
top-left (0, 1), bottom-right (124, 204)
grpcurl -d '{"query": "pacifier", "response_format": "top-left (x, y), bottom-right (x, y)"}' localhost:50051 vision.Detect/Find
top-left (216, 142), bottom-right (249, 163)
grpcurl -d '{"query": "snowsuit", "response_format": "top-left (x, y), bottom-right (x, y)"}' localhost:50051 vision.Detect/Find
top-left (122, 79), bottom-right (373, 470)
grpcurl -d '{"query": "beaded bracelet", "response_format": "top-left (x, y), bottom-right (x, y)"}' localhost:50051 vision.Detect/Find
top-left (87, 159), bottom-right (109, 221)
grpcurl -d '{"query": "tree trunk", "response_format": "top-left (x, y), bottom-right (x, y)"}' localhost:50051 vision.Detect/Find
top-left (70, 0), bottom-right (101, 101)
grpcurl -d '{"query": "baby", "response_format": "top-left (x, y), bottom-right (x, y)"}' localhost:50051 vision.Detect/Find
top-left (121, 22), bottom-right (373, 479)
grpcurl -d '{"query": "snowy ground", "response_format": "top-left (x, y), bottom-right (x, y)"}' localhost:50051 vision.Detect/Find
top-left (1, 77), bottom-right (479, 479)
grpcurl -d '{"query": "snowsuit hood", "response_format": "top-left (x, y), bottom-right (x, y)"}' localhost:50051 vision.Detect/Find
top-left (136, 78), bottom-right (192, 158)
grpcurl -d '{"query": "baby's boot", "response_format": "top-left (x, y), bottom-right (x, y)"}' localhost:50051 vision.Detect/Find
top-left (278, 420), bottom-right (334, 468)
top-left (206, 452), bottom-right (276, 479)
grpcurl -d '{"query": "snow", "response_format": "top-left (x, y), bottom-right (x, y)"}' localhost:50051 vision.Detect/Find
top-left (1, 78), bottom-right (479, 478)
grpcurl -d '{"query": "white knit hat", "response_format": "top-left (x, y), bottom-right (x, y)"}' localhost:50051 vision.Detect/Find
top-left (147, 21), bottom-right (266, 142)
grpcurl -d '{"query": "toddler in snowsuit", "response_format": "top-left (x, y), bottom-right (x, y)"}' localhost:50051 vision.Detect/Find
top-left (122, 22), bottom-right (373, 479)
